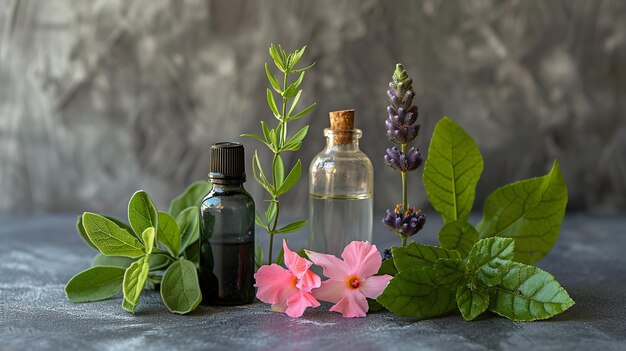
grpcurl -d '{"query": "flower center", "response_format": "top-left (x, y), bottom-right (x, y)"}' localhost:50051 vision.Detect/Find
top-left (347, 276), bottom-right (360, 289)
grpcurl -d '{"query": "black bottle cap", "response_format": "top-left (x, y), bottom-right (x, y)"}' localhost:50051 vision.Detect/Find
top-left (209, 142), bottom-right (246, 182)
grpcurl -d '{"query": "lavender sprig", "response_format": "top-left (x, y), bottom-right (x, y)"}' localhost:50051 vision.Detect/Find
top-left (382, 64), bottom-right (425, 246)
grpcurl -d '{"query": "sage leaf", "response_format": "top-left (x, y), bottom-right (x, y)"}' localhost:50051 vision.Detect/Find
top-left (91, 254), bottom-right (134, 268)
top-left (177, 207), bottom-right (199, 253)
top-left (169, 181), bottom-right (211, 218)
top-left (277, 220), bottom-right (307, 234)
top-left (104, 216), bottom-right (138, 240)
top-left (128, 190), bottom-right (158, 242)
top-left (142, 227), bottom-right (155, 255)
top-left (488, 262), bottom-right (574, 321)
top-left (276, 159), bottom-right (302, 196)
top-left (392, 242), bottom-right (460, 273)
top-left (157, 211), bottom-right (180, 256)
top-left (468, 237), bottom-right (515, 287)
top-left (76, 215), bottom-right (98, 251)
top-left (183, 240), bottom-right (200, 265)
top-left (423, 116), bottom-right (483, 224)
top-left (434, 258), bottom-right (467, 289)
top-left (149, 254), bottom-right (172, 271)
top-left (438, 220), bottom-right (479, 259)
top-left (65, 266), bottom-right (126, 303)
top-left (377, 267), bottom-right (457, 318)
top-left (456, 284), bottom-right (489, 321)
top-left (82, 212), bottom-right (145, 258)
top-left (476, 161), bottom-right (568, 264)
top-left (161, 258), bottom-right (202, 314)
top-left (122, 256), bottom-right (150, 313)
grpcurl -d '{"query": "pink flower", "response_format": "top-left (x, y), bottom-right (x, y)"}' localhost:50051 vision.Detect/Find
top-left (254, 239), bottom-right (321, 317)
top-left (305, 241), bottom-right (392, 318)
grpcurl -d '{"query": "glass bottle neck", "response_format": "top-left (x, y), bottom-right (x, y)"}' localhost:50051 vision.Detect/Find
top-left (324, 128), bottom-right (362, 151)
top-left (210, 179), bottom-right (245, 190)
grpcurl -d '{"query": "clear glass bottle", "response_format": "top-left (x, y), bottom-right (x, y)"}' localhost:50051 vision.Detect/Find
top-left (199, 142), bottom-right (255, 305)
top-left (309, 110), bottom-right (374, 257)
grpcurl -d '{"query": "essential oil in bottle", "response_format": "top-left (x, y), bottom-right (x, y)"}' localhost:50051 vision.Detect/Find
top-left (199, 142), bottom-right (255, 305)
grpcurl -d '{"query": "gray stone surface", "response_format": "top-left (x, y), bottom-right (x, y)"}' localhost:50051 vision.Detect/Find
top-left (1, 0), bottom-right (625, 215)
top-left (1, 214), bottom-right (625, 351)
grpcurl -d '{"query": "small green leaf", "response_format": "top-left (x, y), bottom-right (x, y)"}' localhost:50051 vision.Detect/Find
top-left (476, 161), bottom-right (568, 264)
top-left (423, 116), bottom-right (484, 224)
top-left (434, 258), bottom-right (467, 289)
top-left (255, 211), bottom-right (267, 230)
top-left (277, 220), bottom-right (307, 234)
top-left (282, 72), bottom-right (305, 98)
top-left (265, 62), bottom-right (281, 93)
top-left (169, 181), bottom-right (211, 219)
top-left (377, 266), bottom-right (457, 318)
top-left (91, 254), bottom-right (134, 268)
top-left (240, 133), bottom-right (268, 146)
top-left (291, 61), bottom-right (316, 73)
top-left (289, 45), bottom-right (306, 70)
top-left (157, 211), bottom-right (180, 256)
top-left (269, 44), bottom-right (284, 71)
top-left (149, 254), bottom-right (172, 271)
top-left (266, 89), bottom-right (280, 119)
top-left (438, 221), bottom-right (479, 259)
top-left (283, 126), bottom-right (309, 151)
top-left (76, 215), bottom-right (98, 251)
top-left (260, 121), bottom-right (272, 144)
top-left (255, 242), bottom-right (264, 268)
top-left (177, 207), bottom-right (199, 253)
top-left (468, 237), bottom-right (515, 287)
top-left (272, 155), bottom-right (285, 188)
top-left (161, 258), bottom-right (202, 314)
top-left (392, 242), bottom-right (461, 273)
top-left (288, 90), bottom-right (303, 117)
top-left (184, 240), bottom-right (200, 265)
top-left (456, 284), bottom-right (489, 321)
top-left (82, 212), bottom-right (145, 258)
top-left (252, 151), bottom-right (272, 193)
top-left (276, 246), bottom-right (285, 265)
top-left (142, 227), bottom-right (155, 255)
top-left (287, 103), bottom-right (316, 121)
top-left (122, 256), bottom-right (150, 313)
top-left (65, 266), bottom-right (126, 303)
top-left (128, 190), bottom-right (158, 241)
top-left (276, 159), bottom-right (302, 196)
top-left (488, 262), bottom-right (574, 321)
top-left (265, 201), bottom-right (277, 227)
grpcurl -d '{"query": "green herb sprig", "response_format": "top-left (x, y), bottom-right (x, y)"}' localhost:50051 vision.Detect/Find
top-left (65, 182), bottom-right (211, 314)
top-left (375, 116), bottom-right (574, 321)
top-left (242, 43), bottom-right (316, 264)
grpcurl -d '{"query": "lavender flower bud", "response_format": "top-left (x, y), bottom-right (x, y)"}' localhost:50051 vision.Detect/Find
top-left (384, 146), bottom-right (422, 172)
top-left (382, 204), bottom-right (426, 238)
top-left (385, 64), bottom-right (420, 145)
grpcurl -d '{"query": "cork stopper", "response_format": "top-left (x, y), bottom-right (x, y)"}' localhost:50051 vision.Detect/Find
top-left (329, 109), bottom-right (355, 144)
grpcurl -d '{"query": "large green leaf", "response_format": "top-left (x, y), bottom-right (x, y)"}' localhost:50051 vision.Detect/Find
top-left (122, 256), bottom-right (150, 313)
top-left (433, 258), bottom-right (467, 289)
top-left (468, 237), bottom-right (515, 287)
top-left (157, 211), bottom-right (180, 256)
top-left (169, 181), bottom-right (211, 218)
top-left (377, 267), bottom-right (457, 318)
top-left (91, 254), bottom-right (134, 268)
top-left (438, 220), bottom-right (479, 259)
top-left (76, 215), bottom-right (98, 251)
top-left (456, 284), bottom-right (489, 321)
top-left (476, 161), bottom-right (568, 264)
top-left (488, 262), bottom-right (574, 321)
top-left (82, 212), bottom-right (145, 258)
top-left (160, 258), bottom-right (202, 314)
top-left (65, 266), bottom-right (126, 303)
top-left (128, 191), bottom-right (158, 241)
top-left (423, 116), bottom-right (483, 224)
top-left (392, 242), bottom-right (460, 273)
top-left (177, 207), bottom-right (199, 253)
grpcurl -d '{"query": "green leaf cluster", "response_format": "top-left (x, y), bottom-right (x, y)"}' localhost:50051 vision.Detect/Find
top-left (377, 116), bottom-right (573, 322)
top-left (242, 43), bottom-right (316, 264)
top-left (66, 181), bottom-right (210, 314)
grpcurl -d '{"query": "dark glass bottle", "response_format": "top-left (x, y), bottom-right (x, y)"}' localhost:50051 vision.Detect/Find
top-left (199, 142), bottom-right (255, 305)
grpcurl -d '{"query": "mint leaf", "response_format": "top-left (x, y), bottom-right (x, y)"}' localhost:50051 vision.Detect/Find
top-left (377, 267), bottom-right (457, 318)
top-left (177, 207), bottom-right (199, 253)
top-left (169, 181), bottom-right (211, 218)
top-left (157, 211), bottom-right (180, 256)
top-left (423, 116), bottom-right (484, 224)
top-left (468, 237), bottom-right (515, 287)
top-left (378, 258), bottom-right (398, 276)
top-left (76, 215), bottom-right (98, 251)
top-left (438, 220), bottom-right (478, 259)
top-left (65, 266), bottom-right (126, 303)
top-left (456, 284), bottom-right (489, 321)
top-left (122, 256), bottom-right (150, 313)
top-left (392, 242), bottom-right (460, 273)
top-left (91, 254), bottom-right (134, 268)
top-left (488, 262), bottom-right (574, 321)
top-left (434, 258), bottom-right (467, 289)
top-left (128, 191), bottom-right (158, 241)
top-left (476, 161), bottom-right (568, 264)
top-left (82, 212), bottom-right (145, 258)
top-left (160, 258), bottom-right (202, 314)
top-left (142, 227), bottom-right (155, 255)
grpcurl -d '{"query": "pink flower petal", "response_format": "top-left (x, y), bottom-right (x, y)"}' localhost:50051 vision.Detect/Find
top-left (359, 274), bottom-right (393, 299)
top-left (285, 291), bottom-right (320, 318)
top-left (283, 239), bottom-right (312, 278)
top-left (341, 241), bottom-right (382, 279)
top-left (329, 289), bottom-right (369, 318)
top-left (312, 279), bottom-right (345, 304)
top-left (254, 264), bottom-right (297, 305)
top-left (296, 269), bottom-right (321, 292)
top-left (305, 250), bottom-right (350, 281)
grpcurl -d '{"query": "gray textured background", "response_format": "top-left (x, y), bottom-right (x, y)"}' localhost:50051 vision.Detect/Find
top-left (1, 0), bottom-right (625, 216)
